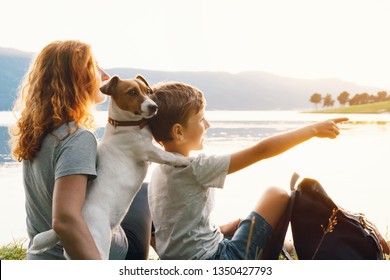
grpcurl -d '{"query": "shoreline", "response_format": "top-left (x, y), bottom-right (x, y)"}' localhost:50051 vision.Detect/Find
top-left (304, 101), bottom-right (390, 114)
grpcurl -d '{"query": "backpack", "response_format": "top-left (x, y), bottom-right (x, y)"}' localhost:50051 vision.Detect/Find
top-left (262, 173), bottom-right (389, 260)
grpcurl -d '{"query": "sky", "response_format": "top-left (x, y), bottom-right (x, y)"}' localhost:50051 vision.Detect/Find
top-left (1, 0), bottom-right (390, 89)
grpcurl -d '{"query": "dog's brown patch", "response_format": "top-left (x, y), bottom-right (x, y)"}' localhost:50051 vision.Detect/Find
top-left (101, 76), bottom-right (153, 115)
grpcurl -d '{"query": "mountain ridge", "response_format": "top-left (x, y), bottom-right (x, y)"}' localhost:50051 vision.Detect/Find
top-left (1, 47), bottom-right (388, 111)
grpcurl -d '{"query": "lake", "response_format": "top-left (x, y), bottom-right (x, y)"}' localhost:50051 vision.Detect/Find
top-left (1, 110), bottom-right (390, 246)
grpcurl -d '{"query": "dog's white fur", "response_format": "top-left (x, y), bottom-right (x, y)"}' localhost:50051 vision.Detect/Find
top-left (27, 76), bottom-right (191, 259)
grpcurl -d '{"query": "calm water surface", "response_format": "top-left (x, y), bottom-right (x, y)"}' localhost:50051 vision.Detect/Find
top-left (1, 111), bottom-right (390, 246)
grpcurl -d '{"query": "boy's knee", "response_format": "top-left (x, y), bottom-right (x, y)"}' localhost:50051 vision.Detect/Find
top-left (254, 186), bottom-right (289, 229)
top-left (263, 186), bottom-right (289, 205)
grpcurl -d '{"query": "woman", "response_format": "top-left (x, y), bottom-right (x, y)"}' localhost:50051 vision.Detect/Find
top-left (9, 40), bottom-right (151, 260)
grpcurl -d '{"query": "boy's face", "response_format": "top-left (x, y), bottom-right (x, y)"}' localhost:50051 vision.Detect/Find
top-left (182, 107), bottom-right (210, 153)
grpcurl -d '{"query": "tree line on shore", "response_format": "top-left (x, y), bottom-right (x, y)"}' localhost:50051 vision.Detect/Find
top-left (309, 90), bottom-right (389, 109)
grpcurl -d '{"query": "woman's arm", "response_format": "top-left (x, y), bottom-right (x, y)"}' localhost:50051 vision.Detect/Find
top-left (228, 118), bottom-right (348, 174)
top-left (52, 174), bottom-right (102, 259)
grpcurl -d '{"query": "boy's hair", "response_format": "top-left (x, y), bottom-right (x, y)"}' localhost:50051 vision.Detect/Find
top-left (148, 82), bottom-right (205, 143)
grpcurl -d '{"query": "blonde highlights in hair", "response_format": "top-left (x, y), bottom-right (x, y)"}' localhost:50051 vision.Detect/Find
top-left (10, 40), bottom-right (100, 161)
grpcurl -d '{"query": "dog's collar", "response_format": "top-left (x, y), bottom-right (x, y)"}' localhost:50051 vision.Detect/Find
top-left (108, 117), bottom-right (148, 129)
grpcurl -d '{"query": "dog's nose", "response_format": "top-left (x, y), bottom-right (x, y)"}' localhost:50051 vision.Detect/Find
top-left (149, 104), bottom-right (158, 114)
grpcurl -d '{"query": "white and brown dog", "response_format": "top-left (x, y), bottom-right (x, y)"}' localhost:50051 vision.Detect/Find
top-left (28, 75), bottom-right (191, 259)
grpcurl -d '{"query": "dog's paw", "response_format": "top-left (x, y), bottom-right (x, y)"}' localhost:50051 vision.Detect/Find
top-left (27, 229), bottom-right (59, 255)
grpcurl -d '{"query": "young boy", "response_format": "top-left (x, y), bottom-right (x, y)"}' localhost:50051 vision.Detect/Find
top-left (147, 82), bottom-right (347, 260)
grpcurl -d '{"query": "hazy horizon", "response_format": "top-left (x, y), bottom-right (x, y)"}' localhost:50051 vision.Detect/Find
top-left (1, 0), bottom-right (390, 90)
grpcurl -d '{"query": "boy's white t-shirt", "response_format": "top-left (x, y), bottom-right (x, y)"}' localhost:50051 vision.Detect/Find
top-left (148, 153), bottom-right (231, 260)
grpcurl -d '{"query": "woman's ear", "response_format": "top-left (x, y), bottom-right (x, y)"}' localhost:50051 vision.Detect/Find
top-left (171, 123), bottom-right (184, 141)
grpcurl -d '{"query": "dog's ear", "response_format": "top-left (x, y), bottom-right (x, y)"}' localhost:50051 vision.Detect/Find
top-left (136, 75), bottom-right (150, 88)
top-left (100, 76), bottom-right (120, 95)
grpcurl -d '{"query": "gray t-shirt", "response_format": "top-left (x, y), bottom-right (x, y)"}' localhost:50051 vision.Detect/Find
top-left (148, 153), bottom-right (230, 260)
top-left (24, 122), bottom-right (98, 260)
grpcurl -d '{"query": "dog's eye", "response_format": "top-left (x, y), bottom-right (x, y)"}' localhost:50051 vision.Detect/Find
top-left (128, 90), bottom-right (137, 96)
top-left (147, 88), bottom-right (153, 95)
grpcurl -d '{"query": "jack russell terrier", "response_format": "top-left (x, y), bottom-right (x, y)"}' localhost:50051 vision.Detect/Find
top-left (27, 75), bottom-right (191, 259)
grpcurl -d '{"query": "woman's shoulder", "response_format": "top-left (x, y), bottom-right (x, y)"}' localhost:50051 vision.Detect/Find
top-left (53, 122), bottom-right (97, 144)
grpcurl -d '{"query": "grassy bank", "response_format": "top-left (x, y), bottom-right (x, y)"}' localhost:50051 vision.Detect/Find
top-left (0, 239), bottom-right (26, 260)
top-left (306, 101), bottom-right (390, 114)
top-left (1, 240), bottom-right (389, 260)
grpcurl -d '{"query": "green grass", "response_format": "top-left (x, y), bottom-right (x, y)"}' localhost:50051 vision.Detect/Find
top-left (305, 101), bottom-right (390, 114)
top-left (1, 240), bottom-right (388, 260)
top-left (0, 240), bottom-right (158, 260)
top-left (0, 239), bottom-right (27, 260)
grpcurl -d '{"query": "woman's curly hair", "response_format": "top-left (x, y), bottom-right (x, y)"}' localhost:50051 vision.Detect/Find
top-left (9, 40), bottom-right (100, 161)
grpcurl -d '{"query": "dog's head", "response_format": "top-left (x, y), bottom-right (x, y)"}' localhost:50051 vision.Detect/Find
top-left (100, 75), bottom-right (158, 119)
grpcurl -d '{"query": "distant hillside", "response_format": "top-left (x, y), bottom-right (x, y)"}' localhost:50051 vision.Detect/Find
top-left (0, 47), bottom-right (33, 110)
top-left (99, 68), bottom-right (389, 111)
top-left (306, 101), bottom-right (390, 114)
top-left (1, 47), bottom-right (388, 111)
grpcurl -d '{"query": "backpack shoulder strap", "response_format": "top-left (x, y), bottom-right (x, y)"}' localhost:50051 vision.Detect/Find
top-left (260, 173), bottom-right (299, 259)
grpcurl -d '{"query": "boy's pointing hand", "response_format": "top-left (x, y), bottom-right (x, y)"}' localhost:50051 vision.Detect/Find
top-left (313, 118), bottom-right (349, 139)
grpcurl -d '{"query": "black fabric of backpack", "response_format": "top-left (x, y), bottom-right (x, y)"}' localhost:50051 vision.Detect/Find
top-left (261, 173), bottom-right (386, 260)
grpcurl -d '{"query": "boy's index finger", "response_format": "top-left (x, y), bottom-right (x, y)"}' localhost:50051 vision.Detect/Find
top-left (332, 117), bottom-right (349, 124)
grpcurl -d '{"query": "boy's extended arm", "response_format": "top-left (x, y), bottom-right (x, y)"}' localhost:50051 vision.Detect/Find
top-left (228, 118), bottom-right (348, 174)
